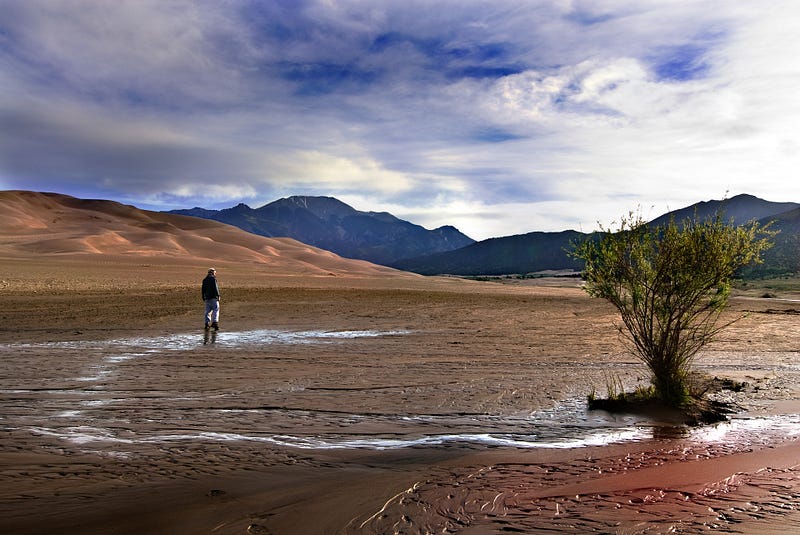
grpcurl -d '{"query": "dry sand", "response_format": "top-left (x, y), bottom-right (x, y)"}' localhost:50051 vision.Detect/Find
top-left (1, 191), bottom-right (800, 534)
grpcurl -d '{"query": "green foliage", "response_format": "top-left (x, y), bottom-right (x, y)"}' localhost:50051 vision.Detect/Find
top-left (573, 209), bottom-right (775, 407)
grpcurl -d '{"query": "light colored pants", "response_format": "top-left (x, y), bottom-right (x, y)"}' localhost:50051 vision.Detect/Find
top-left (204, 298), bottom-right (220, 325)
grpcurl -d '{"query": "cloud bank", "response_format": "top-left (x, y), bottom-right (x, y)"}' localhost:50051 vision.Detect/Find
top-left (1, 1), bottom-right (799, 239)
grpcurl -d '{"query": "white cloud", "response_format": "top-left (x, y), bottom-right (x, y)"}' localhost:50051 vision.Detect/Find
top-left (268, 149), bottom-right (414, 193)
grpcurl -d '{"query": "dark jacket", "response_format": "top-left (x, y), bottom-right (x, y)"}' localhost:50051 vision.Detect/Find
top-left (202, 275), bottom-right (220, 300)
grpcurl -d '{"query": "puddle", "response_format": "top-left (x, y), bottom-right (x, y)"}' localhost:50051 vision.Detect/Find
top-left (53, 410), bottom-right (83, 418)
top-left (21, 411), bottom-right (648, 450)
top-left (12, 328), bottom-right (413, 352)
top-left (21, 401), bottom-right (800, 452)
top-left (687, 413), bottom-right (800, 442)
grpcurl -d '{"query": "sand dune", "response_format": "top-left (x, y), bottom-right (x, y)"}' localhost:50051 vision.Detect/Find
top-left (0, 190), bottom-right (407, 278)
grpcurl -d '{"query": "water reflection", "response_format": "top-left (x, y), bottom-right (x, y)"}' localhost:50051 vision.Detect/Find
top-left (652, 425), bottom-right (690, 440)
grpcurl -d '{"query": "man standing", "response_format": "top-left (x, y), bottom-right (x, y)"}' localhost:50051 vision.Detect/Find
top-left (202, 268), bottom-right (220, 331)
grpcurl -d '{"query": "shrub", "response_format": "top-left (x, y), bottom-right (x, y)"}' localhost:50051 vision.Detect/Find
top-left (573, 209), bottom-right (774, 407)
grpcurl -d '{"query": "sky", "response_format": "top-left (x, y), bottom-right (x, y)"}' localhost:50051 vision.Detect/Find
top-left (1, 1), bottom-right (799, 241)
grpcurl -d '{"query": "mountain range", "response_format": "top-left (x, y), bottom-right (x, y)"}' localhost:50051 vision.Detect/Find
top-left (172, 194), bottom-right (799, 278)
top-left (2, 191), bottom-right (797, 279)
top-left (169, 196), bottom-right (475, 266)
top-left (395, 194), bottom-right (800, 277)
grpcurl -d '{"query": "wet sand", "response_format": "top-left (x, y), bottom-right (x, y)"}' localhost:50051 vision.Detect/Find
top-left (1, 257), bottom-right (800, 534)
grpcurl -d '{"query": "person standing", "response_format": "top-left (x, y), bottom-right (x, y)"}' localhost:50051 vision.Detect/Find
top-left (202, 268), bottom-right (220, 331)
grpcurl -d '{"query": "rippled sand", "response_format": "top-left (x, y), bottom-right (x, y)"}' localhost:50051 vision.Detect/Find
top-left (1, 261), bottom-right (799, 534)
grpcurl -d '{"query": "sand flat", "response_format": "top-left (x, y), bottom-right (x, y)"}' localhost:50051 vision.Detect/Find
top-left (1, 254), bottom-right (800, 534)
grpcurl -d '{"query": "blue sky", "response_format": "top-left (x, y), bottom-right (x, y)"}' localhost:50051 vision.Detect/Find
top-left (1, 1), bottom-right (799, 240)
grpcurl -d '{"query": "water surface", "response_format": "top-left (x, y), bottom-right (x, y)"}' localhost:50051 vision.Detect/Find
top-left (2, 329), bottom-right (798, 456)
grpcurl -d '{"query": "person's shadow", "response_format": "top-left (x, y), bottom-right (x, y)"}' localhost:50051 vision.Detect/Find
top-left (203, 330), bottom-right (217, 345)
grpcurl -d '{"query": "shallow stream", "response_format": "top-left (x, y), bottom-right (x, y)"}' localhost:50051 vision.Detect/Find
top-left (2, 329), bottom-right (799, 456)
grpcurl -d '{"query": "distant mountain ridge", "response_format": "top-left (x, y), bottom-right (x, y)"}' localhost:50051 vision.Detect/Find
top-left (392, 194), bottom-right (800, 276)
top-left (391, 230), bottom-right (588, 276)
top-left (169, 196), bottom-right (475, 265)
top-left (648, 194), bottom-right (799, 227)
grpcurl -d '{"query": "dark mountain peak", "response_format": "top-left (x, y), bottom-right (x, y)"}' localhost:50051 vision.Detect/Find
top-left (168, 195), bottom-right (474, 265)
top-left (432, 224), bottom-right (472, 238)
top-left (264, 195), bottom-right (358, 221)
top-left (729, 193), bottom-right (759, 201)
top-left (649, 194), bottom-right (799, 227)
top-left (223, 203), bottom-right (253, 214)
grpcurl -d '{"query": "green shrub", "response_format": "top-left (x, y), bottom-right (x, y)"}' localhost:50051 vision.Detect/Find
top-left (573, 209), bottom-right (774, 407)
